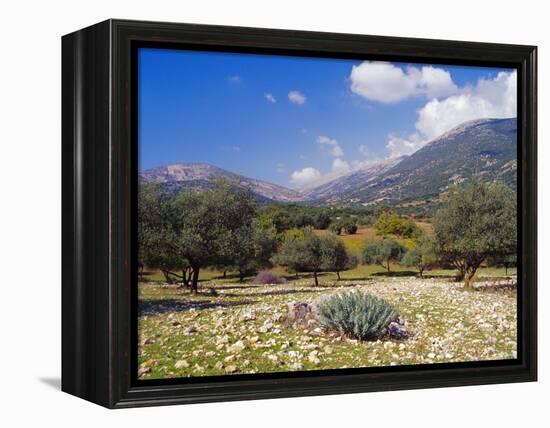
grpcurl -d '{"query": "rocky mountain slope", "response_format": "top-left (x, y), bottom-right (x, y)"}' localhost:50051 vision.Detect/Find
top-left (316, 118), bottom-right (517, 205)
top-left (139, 163), bottom-right (306, 203)
top-left (140, 118), bottom-right (517, 206)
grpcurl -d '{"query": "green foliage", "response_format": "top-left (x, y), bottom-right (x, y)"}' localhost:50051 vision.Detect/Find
top-left (433, 177), bottom-right (517, 288)
top-left (341, 218), bottom-right (358, 234)
top-left (357, 214), bottom-right (376, 227)
top-left (328, 221), bottom-right (342, 235)
top-left (138, 183), bottom-right (189, 284)
top-left (373, 211), bottom-right (419, 238)
top-left (174, 181), bottom-right (258, 291)
top-left (138, 180), bottom-right (259, 292)
top-left (319, 233), bottom-right (358, 280)
top-left (272, 228), bottom-right (341, 286)
top-left (362, 238), bottom-right (406, 272)
top-left (318, 291), bottom-right (396, 340)
top-left (293, 213), bottom-right (315, 228)
top-left (257, 206), bottom-right (292, 234)
top-left (402, 235), bottom-right (438, 277)
top-left (313, 211), bottom-right (332, 230)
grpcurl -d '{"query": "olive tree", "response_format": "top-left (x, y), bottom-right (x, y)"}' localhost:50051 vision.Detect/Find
top-left (362, 238), bottom-right (406, 272)
top-left (272, 228), bottom-right (329, 286)
top-left (401, 235), bottom-right (438, 278)
top-left (229, 221), bottom-right (277, 282)
top-left (174, 181), bottom-right (257, 293)
top-left (320, 233), bottom-right (358, 280)
top-left (433, 177), bottom-right (516, 288)
top-left (138, 183), bottom-right (190, 285)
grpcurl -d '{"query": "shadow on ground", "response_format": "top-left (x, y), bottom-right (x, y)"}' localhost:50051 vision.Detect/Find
top-left (372, 270), bottom-right (418, 277)
top-left (138, 298), bottom-right (255, 316)
top-left (215, 287), bottom-right (335, 298)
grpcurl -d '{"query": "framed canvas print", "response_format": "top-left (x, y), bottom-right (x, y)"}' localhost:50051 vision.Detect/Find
top-left (62, 19), bottom-right (537, 408)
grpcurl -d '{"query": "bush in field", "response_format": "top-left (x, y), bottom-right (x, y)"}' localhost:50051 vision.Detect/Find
top-left (373, 211), bottom-right (419, 238)
top-left (328, 221), bottom-right (342, 235)
top-left (251, 270), bottom-right (286, 284)
top-left (293, 213), bottom-right (315, 228)
top-left (342, 218), bottom-right (358, 235)
top-left (314, 211), bottom-right (332, 230)
top-left (357, 214), bottom-right (376, 227)
top-left (362, 238), bottom-right (406, 272)
top-left (402, 235), bottom-right (438, 277)
top-left (318, 291), bottom-right (396, 340)
top-left (433, 177), bottom-right (516, 288)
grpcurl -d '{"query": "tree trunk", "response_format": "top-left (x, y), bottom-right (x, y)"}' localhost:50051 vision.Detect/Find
top-left (313, 271), bottom-right (319, 287)
top-left (161, 270), bottom-right (173, 284)
top-left (190, 267), bottom-right (200, 294)
top-left (464, 269), bottom-right (476, 289)
top-left (505, 265), bottom-right (509, 276)
top-left (419, 267), bottom-right (424, 278)
top-left (336, 271), bottom-right (341, 280)
top-left (454, 263), bottom-right (466, 282)
top-left (180, 269), bottom-right (187, 288)
top-left (223, 270), bottom-right (227, 279)
top-left (239, 269), bottom-right (245, 283)
top-left (386, 260), bottom-right (391, 272)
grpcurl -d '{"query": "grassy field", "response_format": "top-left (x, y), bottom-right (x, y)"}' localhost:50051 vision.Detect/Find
top-left (141, 264), bottom-right (516, 284)
top-left (138, 268), bottom-right (517, 379)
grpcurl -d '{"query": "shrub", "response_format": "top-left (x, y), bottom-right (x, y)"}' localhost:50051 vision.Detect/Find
top-left (328, 221), bottom-right (342, 235)
top-left (373, 211), bottom-right (419, 238)
top-left (314, 212), bottom-right (332, 230)
top-left (342, 218), bottom-right (358, 235)
top-left (251, 270), bottom-right (286, 284)
top-left (317, 291), bottom-right (396, 340)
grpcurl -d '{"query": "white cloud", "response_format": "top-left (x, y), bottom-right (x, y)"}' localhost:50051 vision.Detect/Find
top-left (350, 61), bottom-right (458, 103)
top-left (276, 162), bottom-right (286, 173)
top-left (332, 158), bottom-right (351, 174)
top-left (288, 90), bottom-right (307, 105)
top-left (290, 167), bottom-right (321, 187)
top-left (385, 133), bottom-right (425, 158)
top-left (317, 135), bottom-right (344, 157)
top-left (377, 70), bottom-right (517, 157)
top-left (415, 71), bottom-right (517, 140)
top-left (291, 158), bottom-right (354, 189)
top-left (265, 93), bottom-right (276, 103)
top-left (228, 75), bottom-right (241, 83)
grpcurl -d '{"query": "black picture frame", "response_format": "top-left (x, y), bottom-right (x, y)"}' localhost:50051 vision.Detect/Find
top-left (62, 19), bottom-right (537, 409)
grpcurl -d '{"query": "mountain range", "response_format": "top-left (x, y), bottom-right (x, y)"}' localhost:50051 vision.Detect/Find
top-left (139, 118), bottom-right (517, 206)
top-left (139, 162), bottom-right (306, 203)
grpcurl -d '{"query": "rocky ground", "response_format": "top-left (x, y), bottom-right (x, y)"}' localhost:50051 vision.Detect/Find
top-left (137, 277), bottom-right (517, 379)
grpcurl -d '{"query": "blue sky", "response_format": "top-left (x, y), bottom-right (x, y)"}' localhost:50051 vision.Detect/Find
top-left (138, 48), bottom-right (516, 189)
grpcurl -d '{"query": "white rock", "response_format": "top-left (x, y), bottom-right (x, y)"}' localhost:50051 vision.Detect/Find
top-left (227, 340), bottom-right (246, 353)
top-left (174, 360), bottom-right (190, 369)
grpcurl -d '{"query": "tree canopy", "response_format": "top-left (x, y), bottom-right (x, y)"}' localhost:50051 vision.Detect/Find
top-left (362, 238), bottom-right (406, 272)
top-left (401, 235), bottom-right (438, 277)
top-left (433, 177), bottom-right (516, 288)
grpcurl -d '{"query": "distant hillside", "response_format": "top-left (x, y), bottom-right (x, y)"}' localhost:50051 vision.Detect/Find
top-left (139, 118), bottom-right (517, 207)
top-left (139, 163), bottom-right (306, 203)
top-left (305, 156), bottom-right (407, 202)
top-left (316, 118), bottom-right (517, 205)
